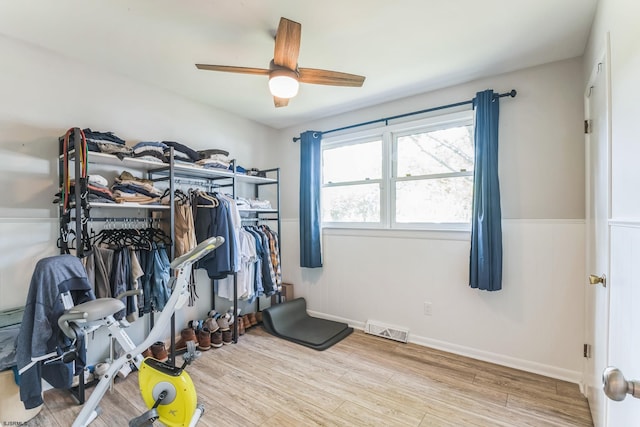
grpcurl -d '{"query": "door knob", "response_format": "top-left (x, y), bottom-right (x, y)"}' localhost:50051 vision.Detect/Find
top-left (589, 274), bottom-right (606, 287)
top-left (603, 366), bottom-right (640, 401)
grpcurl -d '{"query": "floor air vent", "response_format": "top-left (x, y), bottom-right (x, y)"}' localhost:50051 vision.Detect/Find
top-left (364, 320), bottom-right (409, 343)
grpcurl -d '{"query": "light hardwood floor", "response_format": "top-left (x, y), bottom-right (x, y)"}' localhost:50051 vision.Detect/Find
top-left (23, 327), bottom-right (592, 426)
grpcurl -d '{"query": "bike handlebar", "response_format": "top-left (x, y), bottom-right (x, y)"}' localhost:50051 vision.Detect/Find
top-left (169, 236), bottom-right (225, 270)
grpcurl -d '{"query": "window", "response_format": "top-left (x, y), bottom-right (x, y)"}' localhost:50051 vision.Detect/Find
top-left (321, 110), bottom-right (474, 230)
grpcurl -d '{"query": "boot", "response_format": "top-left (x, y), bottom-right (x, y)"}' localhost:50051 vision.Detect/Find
top-left (197, 328), bottom-right (212, 351)
top-left (222, 330), bottom-right (233, 345)
top-left (150, 341), bottom-right (168, 362)
top-left (211, 330), bottom-right (223, 348)
top-left (175, 327), bottom-right (198, 352)
top-left (242, 315), bottom-right (252, 330)
top-left (247, 312), bottom-right (257, 326)
top-left (238, 316), bottom-right (245, 335)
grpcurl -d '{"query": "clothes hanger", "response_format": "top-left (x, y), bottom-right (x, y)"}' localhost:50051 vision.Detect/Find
top-left (174, 189), bottom-right (190, 205)
top-left (195, 190), bottom-right (219, 208)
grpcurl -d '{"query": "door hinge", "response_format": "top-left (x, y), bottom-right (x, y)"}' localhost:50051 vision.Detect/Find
top-left (584, 120), bottom-right (592, 134)
top-left (584, 343), bottom-right (592, 358)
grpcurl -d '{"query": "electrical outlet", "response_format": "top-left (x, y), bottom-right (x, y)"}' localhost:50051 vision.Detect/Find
top-left (423, 301), bottom-right (432, 316)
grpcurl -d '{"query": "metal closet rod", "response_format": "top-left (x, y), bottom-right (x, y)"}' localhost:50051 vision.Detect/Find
top-left (292, 89), bottom-right (517, 142)
top-left (74, 217), bottom-right (165, 222)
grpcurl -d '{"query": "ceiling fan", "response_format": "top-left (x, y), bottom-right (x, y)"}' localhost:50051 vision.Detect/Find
top-left (195, 17), bottom-right (366, 107)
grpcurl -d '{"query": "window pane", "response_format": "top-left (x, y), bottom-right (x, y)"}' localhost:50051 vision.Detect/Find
top-left (323, 140), bottom-right (382, 184)
top-left (395, 177), bottom-right (473, 223)
top-left (396, 125), bottom-right (473, 177)
top-left (322, 184), bottom-right (380, 222)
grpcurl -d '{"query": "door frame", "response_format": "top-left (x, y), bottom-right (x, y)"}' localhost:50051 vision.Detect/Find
top-left (583, 33), bottom-right (613, 427)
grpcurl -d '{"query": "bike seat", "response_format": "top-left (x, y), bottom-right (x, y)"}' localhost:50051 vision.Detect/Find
top-left (71, 298), bottom-right (125, 322)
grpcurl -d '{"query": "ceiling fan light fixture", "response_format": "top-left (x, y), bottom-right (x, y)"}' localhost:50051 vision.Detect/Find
top-left (268, 69), bottom-right (299, 98)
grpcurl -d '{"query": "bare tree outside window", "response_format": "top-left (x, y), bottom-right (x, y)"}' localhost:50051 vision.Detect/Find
top-left (321, 111), bottom-right (474, 229)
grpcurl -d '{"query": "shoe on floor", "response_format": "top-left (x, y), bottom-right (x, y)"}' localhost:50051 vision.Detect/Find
top-left (238, 316), bottom-right (245, 335)
top-left (211, 330), bottom-right (223, 348)
top-left (175, 327), bottom-right (199, 352)
top-left (247, 312), bottom-right (257, 326)
top-left (203, 317), bottom-right (220, 333)
top-left (197, 327), bottom-right (212, 351)
top-left (150, 341), bottom-right (168, 362)
top-left (242, 314), bottom-right (252, 329)
top-left (216, 313), bottom-right (231, 331)
top-left (222, 330), bottom-right (233, 345)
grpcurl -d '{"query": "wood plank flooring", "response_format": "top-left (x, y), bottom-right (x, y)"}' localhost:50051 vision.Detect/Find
top-left (23, 328), bottom-right (592, 426)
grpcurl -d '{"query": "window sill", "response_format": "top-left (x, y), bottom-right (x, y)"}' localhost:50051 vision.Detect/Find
top-left (321, 226), bottom-right (471, 241)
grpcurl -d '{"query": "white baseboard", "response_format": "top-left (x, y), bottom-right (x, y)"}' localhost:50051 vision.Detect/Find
top-left (308, 309), bottom-right (582, 385)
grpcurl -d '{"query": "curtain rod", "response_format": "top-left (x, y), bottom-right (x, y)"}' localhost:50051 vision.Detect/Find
top-left (292, 89), bottom-right (516, 142)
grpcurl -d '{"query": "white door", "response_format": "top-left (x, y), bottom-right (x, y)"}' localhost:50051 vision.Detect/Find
top-left (584, 49), bottom-right (611, 427)
top-left (606, 226), bottom-right (640, 425)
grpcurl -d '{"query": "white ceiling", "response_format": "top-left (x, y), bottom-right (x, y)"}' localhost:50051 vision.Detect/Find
top-left (0, 0), bottom-right (597, 129)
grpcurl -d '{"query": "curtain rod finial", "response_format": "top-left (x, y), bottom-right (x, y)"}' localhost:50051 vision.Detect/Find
top-left (509, 89), bottom-right (517, 97)
top-left (292, 137), bottom-right (300, 143)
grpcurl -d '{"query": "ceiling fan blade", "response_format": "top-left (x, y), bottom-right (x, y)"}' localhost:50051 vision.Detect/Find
top-left (195, 64), bottom-right (270, 76)
top-left (274, 96), bottom-right (290, 108)
top-left (273, 17), bottom-right (301, 70)
top-left (298, 68), bottom-right (366, 87)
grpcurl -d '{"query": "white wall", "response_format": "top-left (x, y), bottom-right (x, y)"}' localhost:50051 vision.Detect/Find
top-left (583, 0), bottom-right (640, 424)
top-left (0, 34), bottom-right (277, 356)
top-left (271, 58), bottom-right (587, 382)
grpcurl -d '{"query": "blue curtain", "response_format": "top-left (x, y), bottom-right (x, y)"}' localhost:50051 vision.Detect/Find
top-left (299, 131), bottom-right (323, 268)
top-left (469, 90), bottom-right (502, 291)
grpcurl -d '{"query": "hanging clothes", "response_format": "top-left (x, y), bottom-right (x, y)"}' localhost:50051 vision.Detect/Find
top-left (238, 228), bottom-right (258, 301)
top-left (261, 225), bottom-right (282, 289)
top-left (111, 247), bottom-right (135, 321)
top-left (172, 191), bottom-right (197, 258)
top-left (138, 244), bottom-right (171, 313)
top-left (128, 250), bottom-right (144, 322)
top-left (83, 245), bottom-right (114, 299)
top-left (194, 192), bottom-right (235, 279)
top-left (82, 227), bottom-right (171, 316)
top-left (243, 225), bottom-right (279, 297)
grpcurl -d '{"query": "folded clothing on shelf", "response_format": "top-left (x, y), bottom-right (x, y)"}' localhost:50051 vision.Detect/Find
top-left (235, 197), bottom-right (272, 210)
top-left (196, 153), bottom-right (230, 170)
top-left (81, 129), bottom-right (132, 158)
top-left (70, 180), bottom-right (116, 203)
top-left (88, 174), bottom-right (108, 187)
top-left (163, 141), bottom-right (200, 162)
top-left (132, 141), bottom-right (168, 162)
top-left (246, 168), bottom-right (266, 177)
top-left (83, 128), bottom-right (126, 145)
top-left (198, 148), bottom-right (229, 158)
top-left (111, 171), bottom-right (164, 204)
top-left (249, 199), bottom-right (272, 209)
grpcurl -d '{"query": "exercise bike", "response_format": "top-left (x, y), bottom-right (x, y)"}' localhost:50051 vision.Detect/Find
top-left (57, 236), bottom-right (225, 427)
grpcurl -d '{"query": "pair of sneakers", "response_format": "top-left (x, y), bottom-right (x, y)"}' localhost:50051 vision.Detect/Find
top-left (204, 309), bottom-right (235, 332)
top-left (203, 310), bottom-right (236, 345)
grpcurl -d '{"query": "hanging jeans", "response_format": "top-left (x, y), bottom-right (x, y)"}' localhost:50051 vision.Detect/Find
top-left (152, 245), bottom-right (171, 310)
top-left (140, 245), bottom-right (171, 313)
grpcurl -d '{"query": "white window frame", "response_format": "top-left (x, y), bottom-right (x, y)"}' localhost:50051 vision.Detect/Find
top-left (321, 109), bottom-right (474, 231)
